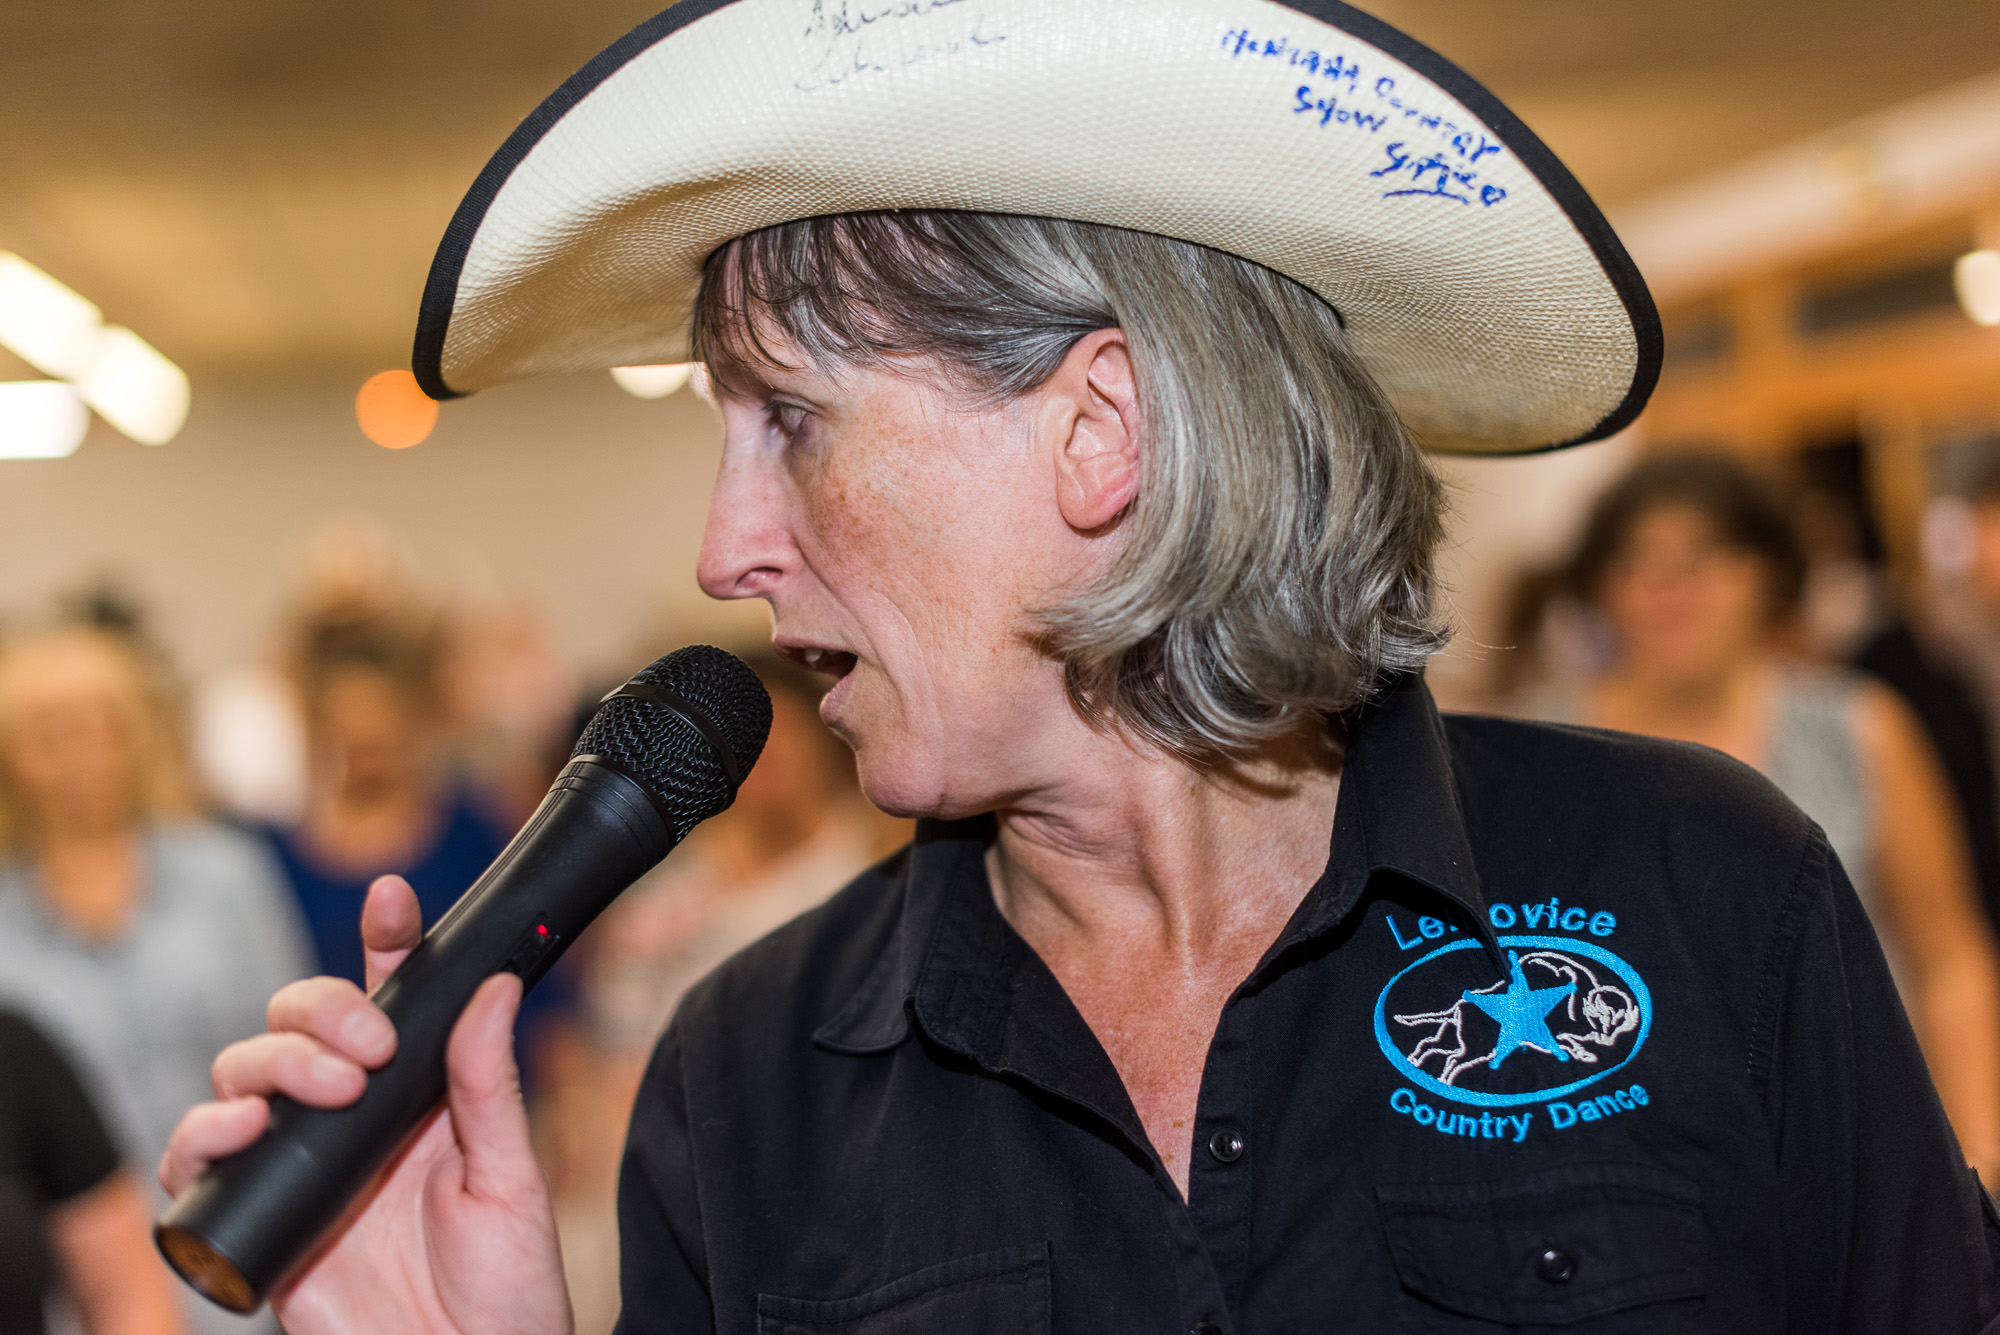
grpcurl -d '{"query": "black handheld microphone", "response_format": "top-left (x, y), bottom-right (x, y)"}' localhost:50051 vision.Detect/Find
top-left (155, 645), bottom-right (772, 1312)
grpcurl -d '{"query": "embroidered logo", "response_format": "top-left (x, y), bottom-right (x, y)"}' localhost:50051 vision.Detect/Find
top-left (1372, 936), bottom-right (1651, 1107)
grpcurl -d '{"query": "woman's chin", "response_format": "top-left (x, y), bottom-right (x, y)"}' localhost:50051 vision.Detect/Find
top-left (851, 755), bottom-right (925, 819)
top-left (852, 751), bottom-right (970, 823)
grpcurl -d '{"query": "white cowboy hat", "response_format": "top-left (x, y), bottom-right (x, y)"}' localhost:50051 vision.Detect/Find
top-left (413, 0), bottom-right (1660, 455)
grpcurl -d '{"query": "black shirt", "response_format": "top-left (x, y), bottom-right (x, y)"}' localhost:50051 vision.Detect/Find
top-left (0, 1009), bottom-right (120, 1335)
top-left (615, 675), bottom-right (2000, 1333)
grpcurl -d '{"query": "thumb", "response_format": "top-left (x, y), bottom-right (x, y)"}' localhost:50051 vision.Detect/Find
top-left (361, 875), bottom-right (426, 993)
top-left (442, 973), bottom-right (542, 1205)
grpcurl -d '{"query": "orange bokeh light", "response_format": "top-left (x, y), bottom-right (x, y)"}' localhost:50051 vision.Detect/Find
top-left (355, 370), bottom-right (438, 449)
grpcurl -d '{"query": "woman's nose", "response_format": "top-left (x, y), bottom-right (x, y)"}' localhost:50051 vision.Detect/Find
top-left (697, 445), bottom-right (797, 601)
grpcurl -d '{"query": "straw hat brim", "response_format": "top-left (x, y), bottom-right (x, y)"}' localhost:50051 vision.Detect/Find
top-left (413, 0), bottom-right (1660, 455)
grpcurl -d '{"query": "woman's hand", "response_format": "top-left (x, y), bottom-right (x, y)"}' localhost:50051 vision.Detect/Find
top-left (160, 876), bottom-right (573, 1335)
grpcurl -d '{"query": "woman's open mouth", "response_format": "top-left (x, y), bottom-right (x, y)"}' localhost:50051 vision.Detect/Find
top-left (786, 645), bottom-right (857, 679)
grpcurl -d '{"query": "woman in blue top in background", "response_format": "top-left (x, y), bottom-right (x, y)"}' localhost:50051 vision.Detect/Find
top-left (266, 613), bottom-right (571, 1086)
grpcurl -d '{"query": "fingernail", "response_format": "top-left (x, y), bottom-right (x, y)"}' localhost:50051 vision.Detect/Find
top-left (341, 1010), bottom-right (390, 1059)
top-left (310, 1054), bottom-right (352, 1086)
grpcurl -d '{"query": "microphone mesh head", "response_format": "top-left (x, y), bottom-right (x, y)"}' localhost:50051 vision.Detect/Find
top-left (571, 646), bottom-right (772, 837)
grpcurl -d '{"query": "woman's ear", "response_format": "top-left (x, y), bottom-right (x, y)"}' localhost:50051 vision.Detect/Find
top-left (1049, 329), bottom-right (1141, 532)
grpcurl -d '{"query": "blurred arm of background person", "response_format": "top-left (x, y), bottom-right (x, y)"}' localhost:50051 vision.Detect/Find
top-left (1, 1008), bottom-right (181, 1335)
top-left (1551, 452), bottom-right (2000, 1182)
top-left (51, 1175), bottom-right (184, 1335)
top-left (1857, 679), bottom-right (2000, 1177)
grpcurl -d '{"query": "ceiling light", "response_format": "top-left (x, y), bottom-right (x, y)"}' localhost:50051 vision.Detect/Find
top-left (75, 327), bottom-right (189, 445)
top-left (0, 252), bottom-right (191, 446)
top-left (611, 363), bottom-right (693, 399)
top-left (0, 253), bottom-right (103, 380)
top-left (1958, 250), bottom-right (2000, 327)
top-left (0, 381), bottom-right (89, 459)
top-left (355, 369), bottom-right (438, 449)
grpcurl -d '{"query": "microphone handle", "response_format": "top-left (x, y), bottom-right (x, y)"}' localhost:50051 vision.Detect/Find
top-left (156, 758), bottom-right (676, 1312)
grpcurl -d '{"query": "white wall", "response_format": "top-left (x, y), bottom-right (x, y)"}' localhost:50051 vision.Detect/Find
top-left (0, 370), bottom-right (766, 685)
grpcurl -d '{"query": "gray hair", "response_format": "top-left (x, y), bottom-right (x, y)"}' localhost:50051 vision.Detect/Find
top-left (692, 211), bottom-right (1448, 761)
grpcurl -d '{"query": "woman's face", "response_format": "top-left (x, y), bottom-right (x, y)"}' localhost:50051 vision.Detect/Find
top-left (1597, 504), bottom-right (1774, 689)
top-left (697, 343), bottom-right (1113, 818)
top-left (311, 668), bottom-right (432, 801)
top-left (0, 648), bottom-right (139, 838)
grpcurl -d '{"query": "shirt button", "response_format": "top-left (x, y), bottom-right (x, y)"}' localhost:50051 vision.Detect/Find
top-left (1206, 1127), bottom-right (1246, 1163)
top-left (1537, 1247), bottom-right (1578, 1283)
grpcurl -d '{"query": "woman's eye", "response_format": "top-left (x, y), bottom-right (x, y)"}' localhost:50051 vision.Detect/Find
top-left (771, 402), bottom-right (811, 441)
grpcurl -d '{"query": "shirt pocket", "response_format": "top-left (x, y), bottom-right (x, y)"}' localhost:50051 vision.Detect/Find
top-left (755, 1243), bottom-right (1051, 1335)
top-left (1374, 1162), bottom-right (1704, 1332)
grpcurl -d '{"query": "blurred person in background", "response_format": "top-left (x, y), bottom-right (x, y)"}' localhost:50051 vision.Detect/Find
top-left (444, 599), bottom-right (581, 829)
top-left (1791, 438), bottom-right (2000, 945)
top-left (192, 517), bottom-right (422, 830)
top-left (1943, 444), bottom-right (2000, 672)
top-left (0, 1006), bottom-right (182, 1335)
top-left (551, 652), bottom-right (895, 1335)
top-left (266, 604), bottom-right (575, 1092)
top-left (268, 611), bottom-right (501, 982)
top-left (1923, 445), bottom-right (2000, 883)
top-left (1536, 451), bottom-right (2000, 1180)
top-left (0, 625), bottom-right (309, 1335)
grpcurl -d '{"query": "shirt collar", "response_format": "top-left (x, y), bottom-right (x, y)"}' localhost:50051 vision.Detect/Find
top-left (1285, 671), bottom-right (1492, 948)
top-left (813, 672), bottom-right (1495, 1057)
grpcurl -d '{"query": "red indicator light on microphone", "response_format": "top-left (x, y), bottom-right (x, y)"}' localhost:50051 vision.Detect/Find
top-left (536, 924), bottom-right (549, 940)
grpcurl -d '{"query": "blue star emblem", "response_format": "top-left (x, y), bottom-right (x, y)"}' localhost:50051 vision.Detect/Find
top-left (1463, 951), bottom-right (1576, 1070)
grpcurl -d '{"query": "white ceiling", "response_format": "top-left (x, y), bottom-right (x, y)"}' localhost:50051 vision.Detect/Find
top-left (2, 0), bottom-right (1996, 376)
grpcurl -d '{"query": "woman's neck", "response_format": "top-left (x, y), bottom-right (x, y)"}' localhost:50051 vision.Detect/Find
top-left (1590, 657), bottom-right (1775, 767)
top-left (984, 716), bottom-right (1342, 1197)
top-left (304, 782), bottom-right (439, 876)
top-left (989, 719), bottom-right (1343, 977)
top-left (34, 825), bottom-right (145, 941)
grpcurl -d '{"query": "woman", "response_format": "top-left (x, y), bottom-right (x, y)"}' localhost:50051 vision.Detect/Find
top-left (269, 614), bottom-right (509, 988)
top-left (0, 1006), bottom-right (182, 1335)
top-left (0, 626), bottom-right (309, 1335)
top-left (1549, 452), bottom-right (2000, 1177)
top-left (162, 3), bottom-right (2000, 1331)
top-left (268, 612), bottom-right (579, 1093)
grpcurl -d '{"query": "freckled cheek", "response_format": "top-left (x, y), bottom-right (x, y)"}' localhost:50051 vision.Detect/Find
top-left (801, 458), bottom-right (957, 588)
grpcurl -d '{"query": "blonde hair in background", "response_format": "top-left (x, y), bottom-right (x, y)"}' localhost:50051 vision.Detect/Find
top-left (0, 625), bottom-right (198, 858)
